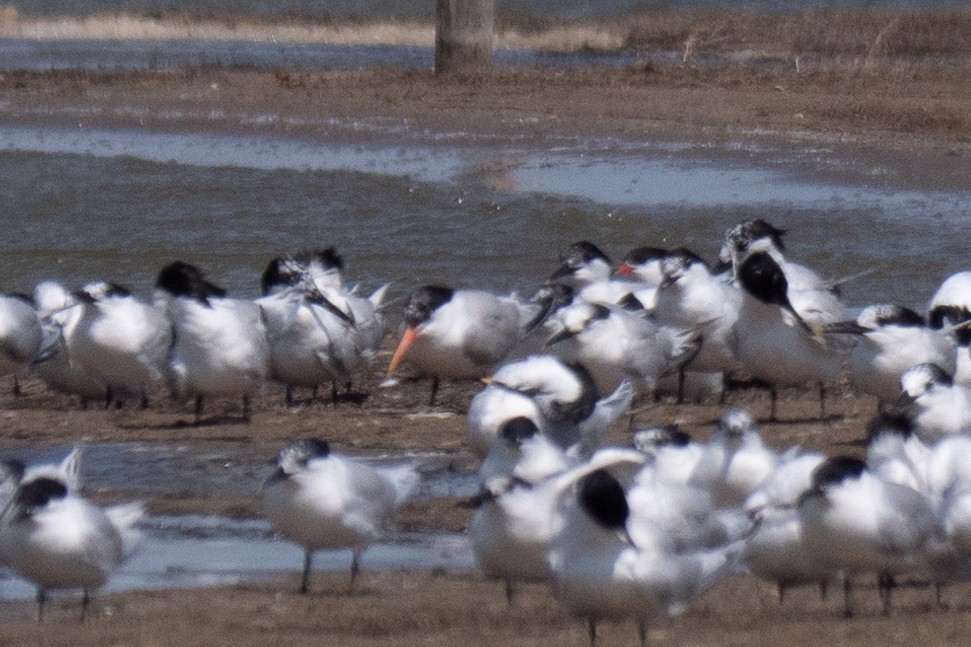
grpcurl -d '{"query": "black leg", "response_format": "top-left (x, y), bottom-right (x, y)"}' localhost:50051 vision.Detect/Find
top-left (80, 589), bottom-right (90, 622)
top-left (428, 376), bottom-right (440, 407)
top-left (349, 549), bottom-right (361, 593)
top-left (300, 548), bottom-right (312, 594)
top-left (36, 588), bottom-right (47, 623)
top-left (194, 395), bottom-right (204, 425)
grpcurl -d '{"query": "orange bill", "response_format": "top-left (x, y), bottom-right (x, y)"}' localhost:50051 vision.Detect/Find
top-left (387, 326), bottom-right (419, 376)
top-left (614, 263), bottom-right (634, 276)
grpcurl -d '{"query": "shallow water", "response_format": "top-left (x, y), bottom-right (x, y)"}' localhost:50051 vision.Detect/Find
top-left (0, 38), bottom-right (649, 72)
top-left (0, 119), bottom-right (966, 311)
top-left (8, 0), bottom-right (970, 19)
top-left (0, 443), bottom-right (478, 599)
top-left (0, 45), bottom-right (968, 597)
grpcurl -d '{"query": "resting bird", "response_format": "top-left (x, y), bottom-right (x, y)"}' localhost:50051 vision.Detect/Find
top-left (262, 439), bottom-right (419, 594)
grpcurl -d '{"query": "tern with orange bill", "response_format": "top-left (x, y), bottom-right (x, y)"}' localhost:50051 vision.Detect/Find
top-left (385, 285), bottom-right (539, 405)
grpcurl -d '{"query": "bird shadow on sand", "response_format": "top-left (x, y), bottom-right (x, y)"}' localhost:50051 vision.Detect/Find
top-left (116, 415), bottom-right (252, 430)
top-left (757, 413), bottom-right (847, 426)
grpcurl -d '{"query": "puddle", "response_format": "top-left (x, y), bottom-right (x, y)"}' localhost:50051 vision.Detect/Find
top-left (0, 514), bottom-right (474, 600)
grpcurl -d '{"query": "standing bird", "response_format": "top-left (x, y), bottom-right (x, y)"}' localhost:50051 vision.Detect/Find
top-left (797, 456), bottom-right (936, 616)
top-left (545, 299), bottom-right (700, 399)
top-left (896, 362), bottom-right (971, 443)
top-left (0, 292), bottom-right (43, 396)
top-left (731, 237), bottom-right (853, 421)
top-left (0, 452), bottom-right (143, 621)
top-left (688, 409), bottom-right (779, 508)
top-left (823, 304), bottom-right (956, 406)
top-left (32, 281), bottom-right (107, 407)
top-left (68, 281), bottom-right (171, 409)
top-left (386, 285), bottom-right (537, 405)
top-left (260, 252), bottom-right (388, 406)
top-left (547, 468), bottom-right (743, 647)
top-left (652, 249), bottom-right (742, 375)
top-left (156, 261), bottom-right (270, 424)
top-left (468, 354), bottom-right (632, 458)
top-left (262, 439), bottom-right (419, 594)
top-left (550, 240), bottom-right (641, 306)
top-left (927, 270), bottom-right (971, 388)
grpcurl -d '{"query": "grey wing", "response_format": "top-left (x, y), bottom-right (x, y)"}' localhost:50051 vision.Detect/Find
top-left (877, 483), bottom-right (936, 557)
top-left (463, 297), bottom-right (523, 366)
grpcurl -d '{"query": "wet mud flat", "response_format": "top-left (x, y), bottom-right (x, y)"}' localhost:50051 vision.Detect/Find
top-left (0, 361), bottom-right (967, 645)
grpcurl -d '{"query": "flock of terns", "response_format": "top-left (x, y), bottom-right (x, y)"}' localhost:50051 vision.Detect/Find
top-left (3, 219), bottom-right (971, 644)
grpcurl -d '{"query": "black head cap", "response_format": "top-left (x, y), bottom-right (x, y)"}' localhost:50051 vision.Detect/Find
top-left (810, 456), bottom-right (866, 492)
top-left (15, 476), bottom-right (68, 510)
top-left (274, 438), bottom-right (331, 477)
top-left (404, 285), bottom-right (454, 328)
top-left (260, 257), bottom-right (300, 294)
top-left (865, 410), bottom-right (915, 445)
top-left (546, 362), bottom-right (599, 426)
top-left (157, 261), bottom-right (227, 305)
top-left (500, 416), bottom-right (540, 446)
top-left (928, 304), bottom-right (971, 346)
top-left (621, 246), bottom-right (668, 266)
top-left (578, 469), bottom-right (629, 531)
top-left (298, 247), bottom-right (344, 271)
top-left (737, 251), bottom-right (790, 309)
top-left (728, 219), bottom-right (788, 254)
top-left (551, 241), bottom-right (611, 280)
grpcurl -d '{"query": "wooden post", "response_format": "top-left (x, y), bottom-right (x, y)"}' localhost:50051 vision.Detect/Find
top-left (435, 0), bottom-right (494, 75)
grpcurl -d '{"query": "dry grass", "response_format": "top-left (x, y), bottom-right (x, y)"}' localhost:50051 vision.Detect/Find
top-left (0, 7), bottom-right (970, 68)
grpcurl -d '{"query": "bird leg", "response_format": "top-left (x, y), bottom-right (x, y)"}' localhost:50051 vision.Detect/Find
top-left (285, 385), bottom-right (294, 408)
top-left (818, 382), bottom-right (827, 420)
top-left (242, 394), bottom-right (251, 423)
top-left (428, 376), bottom-right (441, 407)
top-left (504, 579), bottom-right (515, 605)
top-left (35, 588), bottom-right (47, 623)
top-left (878, 573), bottom-right (896, 616)
top-left (348, 549), bottom-right (361, 594)
top-left (80, 589), bottom-right (90, 622)
top-left (769, 385), bottom-right (779, 422)
top-left (842, 575), bottom-right (854, 618)
top-left (300, 548), bottom-right (313, 595)
top-left (587, 619), bottom-right (598, 647)
top-left (193, 395), bottom-right (204, 426)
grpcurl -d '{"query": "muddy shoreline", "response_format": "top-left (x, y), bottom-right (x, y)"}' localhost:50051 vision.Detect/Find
top-left (0, 31), bottom-right (968, 643)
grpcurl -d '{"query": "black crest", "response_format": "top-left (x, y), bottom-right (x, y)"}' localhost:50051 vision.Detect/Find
top-left (404, 285), bottom-right (454, 328)
top-left (546, 362), bottom-right (599, 426)
top-left (865, 411), bottom-right (915, 445)
top-left (810, 456), bottom-right (866, 492)
top-left (500, 416), bottom-right (540, 446)
top-left (578, 469), bottom-right (629, 531)
top-left (298, 247), bottom-right (344, 272)
top-left (729, 219), bottom-right (787, 254)
top-left (551, 241), bottom-right (611, 280)
top-left (15, 477), bottom-right (68, 510)
top-left (156, 261), bottom-right (227, 306)
top-left (622, 246), bottom-right (668, 266)
top-left (737, 251), bottom-right (791, 309)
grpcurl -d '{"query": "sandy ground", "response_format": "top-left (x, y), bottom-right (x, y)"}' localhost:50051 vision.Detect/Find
top-left (0, 355), bottom-right (963, 647)
top-left (0, 50), bottom-right (969, 644)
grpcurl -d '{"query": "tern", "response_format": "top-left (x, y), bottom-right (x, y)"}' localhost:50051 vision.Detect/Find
top-left (156, 261), bottom-right (270, 424)
top-left (386, 285), bottom-right (538, 405)
top-left (262, 439), bottom-right (419, 594)
top-left (0, 450), bottom-right (143, 621)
